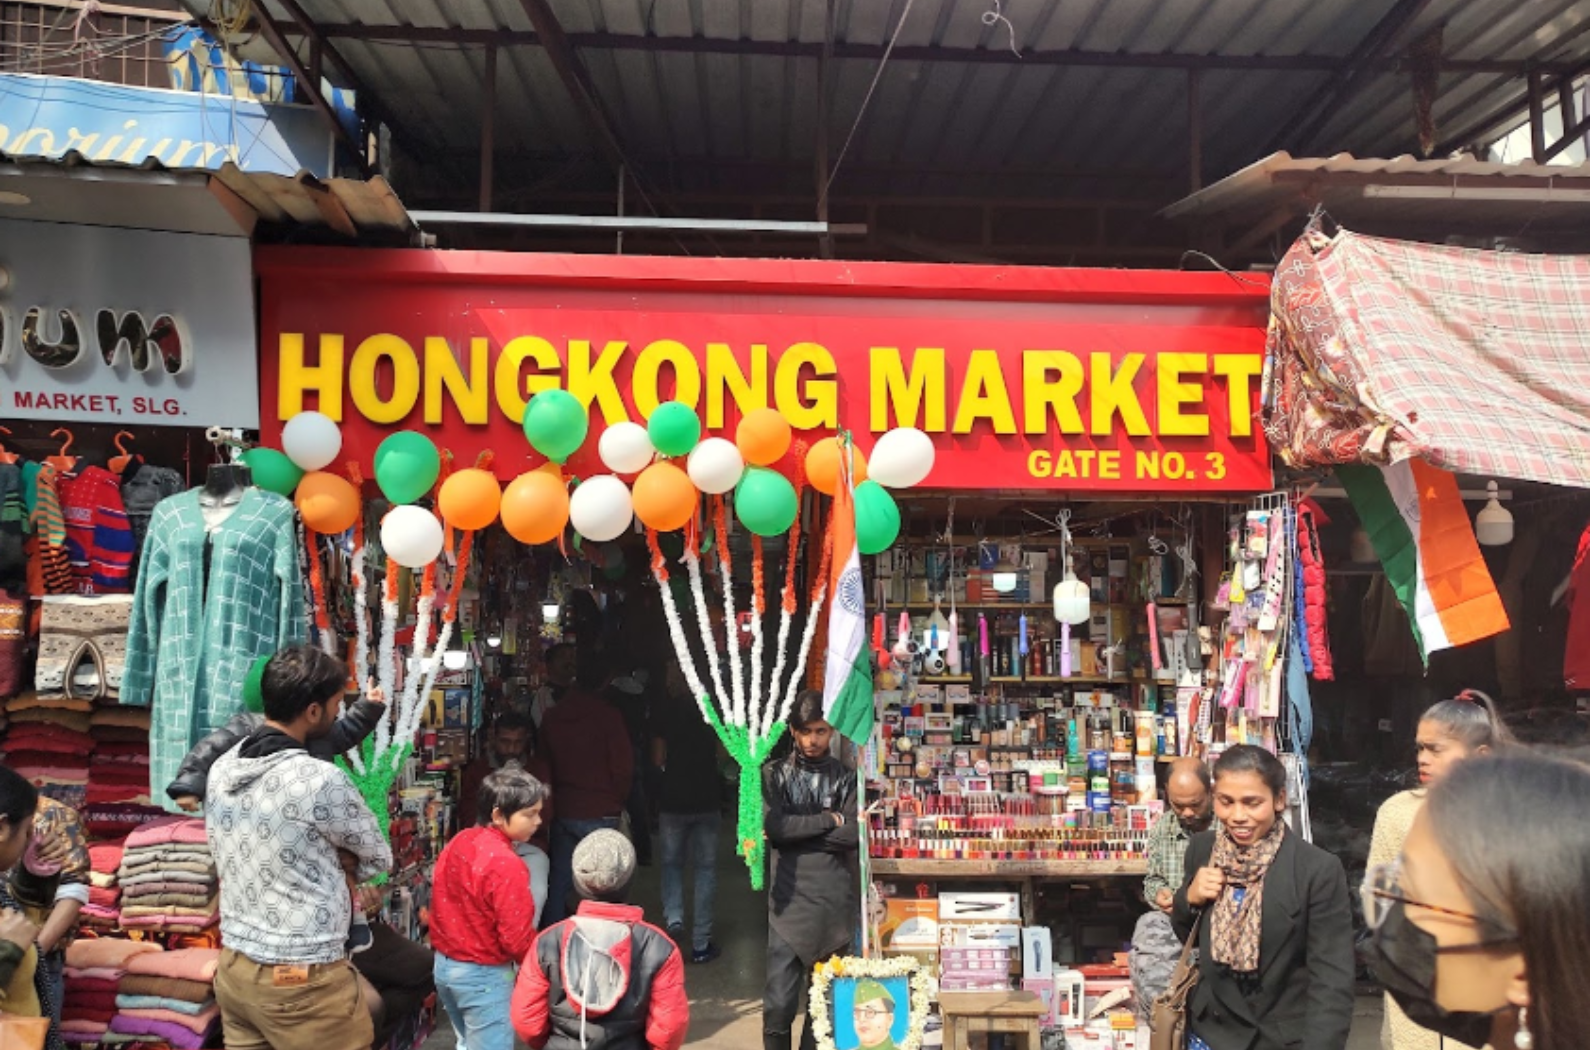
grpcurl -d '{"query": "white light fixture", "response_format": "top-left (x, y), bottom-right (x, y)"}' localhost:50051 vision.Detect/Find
top-left (486, 634), bottom-right (502, 649)
top-left (541, 599), bottom-right (561, 621)
top-left (991, 545), bottom-right (1021, 594)
top-left (1052, 513), bottom-right (1091, 625)
top-left (1475, 480), bottom-right (1514, 546)
top-left (442, 649), bottom-right (469, 671)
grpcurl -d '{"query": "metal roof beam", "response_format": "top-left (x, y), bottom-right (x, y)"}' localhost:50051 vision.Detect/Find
top-left (238, 11), bottom-right (364, 173)
top-left (1436, 59), bottom-right (1590, 156)
top-left (286, 22), bottom-right (1582, 76)
top-left (264, 0), bottom-right (435, 173)
top-left (514, 0), bottom-right (629, 171)
top-left (1267, 0), bottom-right (1439, 155)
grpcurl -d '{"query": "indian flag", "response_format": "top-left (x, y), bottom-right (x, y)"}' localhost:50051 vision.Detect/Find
top-left (1339, 460), bottom-right (1510, 662)
top-left (822, 438), bottom-right (874, 746)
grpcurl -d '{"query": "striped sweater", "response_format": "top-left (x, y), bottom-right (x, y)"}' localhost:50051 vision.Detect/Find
top-left (59, 467), bottom-right (133, 594)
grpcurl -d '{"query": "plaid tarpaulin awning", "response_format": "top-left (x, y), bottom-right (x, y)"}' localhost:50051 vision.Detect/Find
top-left (1263, 228), bottom-right (1590, 487)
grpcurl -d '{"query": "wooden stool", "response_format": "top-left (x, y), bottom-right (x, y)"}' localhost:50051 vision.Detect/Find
top-left (938, 990), bottom-right (1047, 1050)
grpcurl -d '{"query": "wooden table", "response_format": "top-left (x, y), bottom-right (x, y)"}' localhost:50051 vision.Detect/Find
top-left (938, 990), bottom-right (1047, 1050)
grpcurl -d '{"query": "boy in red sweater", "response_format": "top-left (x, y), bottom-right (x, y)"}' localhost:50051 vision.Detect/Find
top-left (512, 830), bottom-right (688, 1050)
top-left (431, 767), bottom-right (548, 1050)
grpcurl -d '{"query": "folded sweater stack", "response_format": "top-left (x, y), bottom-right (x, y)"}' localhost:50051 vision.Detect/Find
top-left (0, 708), bottom-right (92, 808)
top-left (117, 818), bottom-right (217, 933)
top-left (82, 839), bottom-right (126, 929)
top-left (108, 949), bottom-right (223, 1050)
top-left (60, 937), bottom-right (165, 1046)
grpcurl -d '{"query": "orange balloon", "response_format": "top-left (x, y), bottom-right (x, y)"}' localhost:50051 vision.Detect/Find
top-left (735, 407), bottom-right (792, 467)
top-left (500, 469), bottom-right (570, 545)
top-left (804, 437), bottom-right (869, 496)
top-left (295, 471), bottom-right (360, 534)
top-left (632, 462), bottom-right (698, 532)
top-left (437, 468), bottom-right (502, 531)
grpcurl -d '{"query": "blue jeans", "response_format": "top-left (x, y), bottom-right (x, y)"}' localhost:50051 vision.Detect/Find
top-left (513, 842), bottom-right (550, 929)
top-left (660, 811), bottom-right (720, 952)
top-left (433, 954), bottom-right (515, 1050)
top-left (545, 816), bottom-right (620, 927)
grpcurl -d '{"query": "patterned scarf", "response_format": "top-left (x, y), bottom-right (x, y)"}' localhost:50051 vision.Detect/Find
top-left (1208, 820), bottom-right (1286, 973)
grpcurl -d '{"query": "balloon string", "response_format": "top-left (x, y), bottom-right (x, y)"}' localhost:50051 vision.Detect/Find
top-left (647, 527), bottom-right (669, 582)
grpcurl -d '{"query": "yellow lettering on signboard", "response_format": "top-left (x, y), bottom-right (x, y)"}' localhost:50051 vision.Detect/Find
top-left (870, 348), bottom-right (946, 432)
top-left (706, 343), bottom-right (769, 427)
top-left (277, 333), bottom-right (345, 421)
top-left (775, 343), bottom-right (837, 430)
top-left (1089, 353), bottom-right (1149, 437)
top-left (1022, 351), bottom-right (1085, 435)
top-left (423, 337), bottom-right (489, 425)
top-left (349, 334), bottom-right (420, 424)
top-left (568, 340), bottom-right (632, 424)
top-left (494, 336), bottom-right (562, 423)
top-left (633, 339), bottom-right (701, 417)
top-left (1156, 353), bottom-right (1210, 437)
top-left (952, 350), bottom-right (1017, 435)
top-left (1213, 354), bottom-right (1264, 437)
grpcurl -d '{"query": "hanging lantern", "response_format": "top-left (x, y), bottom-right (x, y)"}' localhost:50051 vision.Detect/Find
top-left (1052, 516), bottom-right (1090, 625)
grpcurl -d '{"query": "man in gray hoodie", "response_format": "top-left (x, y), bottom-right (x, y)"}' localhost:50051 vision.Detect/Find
top-left (205, 645), bottom-right (393, 1050)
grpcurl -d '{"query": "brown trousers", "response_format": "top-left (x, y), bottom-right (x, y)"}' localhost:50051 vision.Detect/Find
top-left (213, 948), bottom-right (374, 1050)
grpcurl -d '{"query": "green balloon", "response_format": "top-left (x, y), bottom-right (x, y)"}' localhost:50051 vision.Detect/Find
top-left (374, 431), bottom-right (441, 504)
top-left (242, 447), bottom-right (303, 497)
top-left (523, 389), bottom-right (589, 463)
top-left (647, 401), bottom-right (701, 457)
top-left (242, 654), bottom-right (271, 714)
top-left (855, 480), bottom-right (901, 555)
top-left (734, 467), bottom-right (798, 537)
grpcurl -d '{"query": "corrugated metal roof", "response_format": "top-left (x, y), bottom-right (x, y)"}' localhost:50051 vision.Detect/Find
top-left (0, 150), bottom-right (417, 241)
top-left (181, 0), bottom-right (1590, 207)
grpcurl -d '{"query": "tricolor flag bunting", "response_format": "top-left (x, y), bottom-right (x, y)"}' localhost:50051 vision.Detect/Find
top-left (822, 434), bottom-right (875, 746)
top-left (1338, 460), bottom-right (1510, 663)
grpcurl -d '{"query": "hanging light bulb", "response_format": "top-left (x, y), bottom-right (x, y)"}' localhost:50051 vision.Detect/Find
top-left (486, 634), bottom-right (502, 649)
top-left (442, 649), bottom-right (469, 671)
top-left (991, 545), bottom-right (1021, 594)
top-left (1052, 520), bottom-right (1091, 625)
top-left (541, 597), bottom-right (561, 622)
top-left (1475, 480), bottom-right (1513, 546)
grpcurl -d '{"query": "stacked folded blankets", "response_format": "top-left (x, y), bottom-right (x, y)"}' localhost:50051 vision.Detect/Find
top-left (0, 708), bottom-right (92, 808)
top-left (88, 705), bottom-right (154, 807)
top-left (83, 839), bottom-right (126, 930)
top-left (117, 818), bottom-right (218, 933)
top-left (60, 937), bottom-right (164, 1046)
top-left (107, 948), bottom-right (223, 1050)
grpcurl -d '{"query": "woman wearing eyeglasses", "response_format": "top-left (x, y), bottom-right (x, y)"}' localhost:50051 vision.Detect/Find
top-left (1368, 691), bottom-right (1510, 1050)
top-left (1173, 745), bottom-right (1355, 1050)
top-left (1364, 750), bottom-right (1590, 1050)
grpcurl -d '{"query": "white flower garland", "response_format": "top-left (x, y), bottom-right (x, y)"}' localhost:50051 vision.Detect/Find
top-left (776, 582), bottom-right (827, 731)
top-left (715, 526), bottom-right (747, 728)
top-left (759, 598), bottom-right (796, 742)
top-left (807, 956), bottom-right (931, 1050)
top-left (346, 540), bottom-right (370, 775)
top-left (656, 555), bottom-right (714, 727)
top-left (374, 584), bottom-right (399, 756)
top-left (684, 551), bottom-right (730, 723)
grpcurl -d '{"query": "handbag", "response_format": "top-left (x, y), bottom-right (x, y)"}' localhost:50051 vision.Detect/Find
top-left (0, 1015), bottom-right (50, 1050)
top-left (1149, 912), bottom-right (1203, 1050)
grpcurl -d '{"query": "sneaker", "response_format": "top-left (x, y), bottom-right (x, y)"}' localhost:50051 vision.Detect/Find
top-left (666, 923), bottom-right (685, 942)
top-left (690, 943), bottom-right (722, 965)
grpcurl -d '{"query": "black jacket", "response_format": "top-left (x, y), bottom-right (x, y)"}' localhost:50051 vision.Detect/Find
top-left (164, 698), bottom-right (386, 801)
top-left (1171, 829), bottom-right (1354, 1050)
top-left (763, 753), bottom-right (858, 961)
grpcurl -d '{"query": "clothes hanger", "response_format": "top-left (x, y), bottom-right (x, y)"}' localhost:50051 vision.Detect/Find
top-left (0, 427), bottom-right (15, 466)
top-left (108, 431), bottom-right (136, 474)
top-left (45, 428), bottom-right (78, 474)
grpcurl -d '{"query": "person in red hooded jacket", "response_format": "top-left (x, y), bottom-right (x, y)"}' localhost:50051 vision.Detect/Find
top-left (512, 829), bottom-right (688, 1050)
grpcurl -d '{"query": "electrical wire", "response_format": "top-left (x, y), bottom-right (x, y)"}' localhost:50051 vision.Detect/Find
top-left (824, 0), bottom-right (917, 197)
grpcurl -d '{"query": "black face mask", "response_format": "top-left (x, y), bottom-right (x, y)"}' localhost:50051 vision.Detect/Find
top-left (1369, 899), bottom-right (1500, 1049)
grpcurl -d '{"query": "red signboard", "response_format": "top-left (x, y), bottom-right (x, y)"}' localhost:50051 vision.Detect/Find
top-left (255, 249), bottom-right (1272, 492)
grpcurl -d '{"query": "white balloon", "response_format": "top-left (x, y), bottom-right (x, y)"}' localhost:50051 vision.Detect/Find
top-left (869, 427), bottom-right (936, 489)
top-left (686, 437), bottom-right (745, 495)
top-left (598, 422), bottom-right (654, 474)
top-left (381, 505), bottom-right (445, 568)
top-left (281, 411), bottom-right (342, 472)
top-left (570, 475), bottom-right (635, 542)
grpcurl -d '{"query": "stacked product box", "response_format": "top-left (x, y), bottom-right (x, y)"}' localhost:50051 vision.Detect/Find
top-left (939, 946), bottom-right (1011, 992)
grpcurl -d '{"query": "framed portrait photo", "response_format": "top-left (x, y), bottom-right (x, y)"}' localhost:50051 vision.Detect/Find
top-left (809, 956), bottom-right (930, 1050)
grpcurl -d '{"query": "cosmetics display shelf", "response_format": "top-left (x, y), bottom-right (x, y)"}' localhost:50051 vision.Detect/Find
top-left (871, 858), bottom-right (1147, 878)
